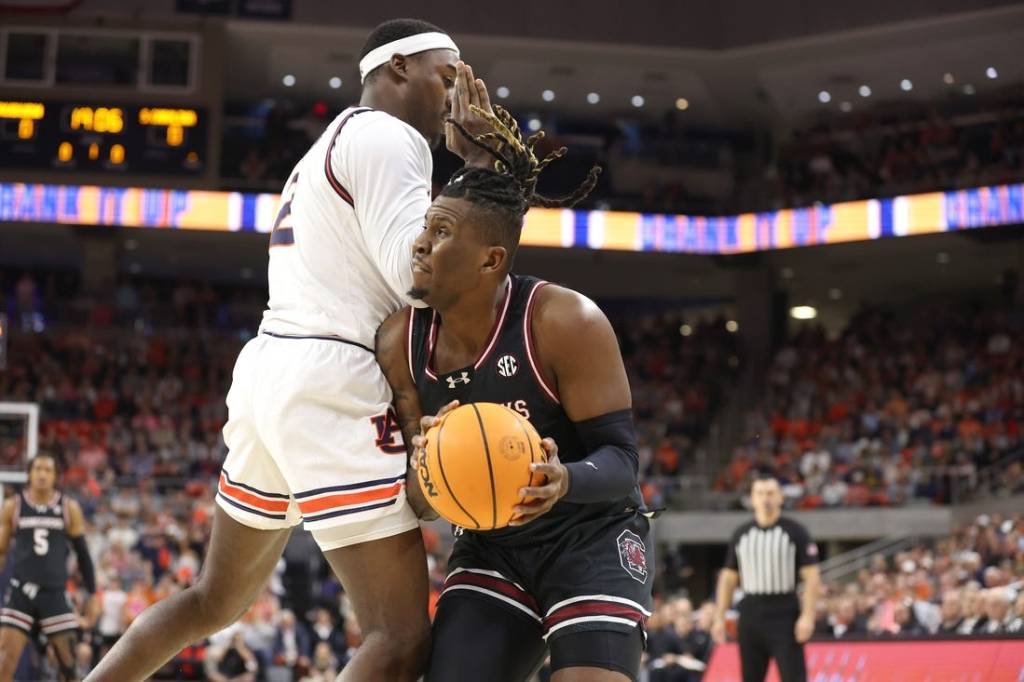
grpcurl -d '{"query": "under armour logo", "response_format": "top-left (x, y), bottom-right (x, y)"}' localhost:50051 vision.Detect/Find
top-left (446, 372), bottom-right (471, 389)
top-left (585, 462), bottom-right (598, 470)
top-left (496, 355), bottom-right (519, 378)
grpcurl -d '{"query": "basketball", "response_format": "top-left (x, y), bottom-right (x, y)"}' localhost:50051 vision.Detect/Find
top-left (416, 403), bottom-right (546, 530)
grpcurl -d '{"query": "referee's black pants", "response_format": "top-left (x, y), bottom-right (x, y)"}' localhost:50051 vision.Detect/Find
top-left (737, 595), bottom-right (806, 682)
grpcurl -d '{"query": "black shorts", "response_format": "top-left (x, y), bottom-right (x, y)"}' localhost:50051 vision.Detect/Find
top-left (0, 579), bottom-right (78, 637)
top-left (441, 510), bottom-right (653, 641)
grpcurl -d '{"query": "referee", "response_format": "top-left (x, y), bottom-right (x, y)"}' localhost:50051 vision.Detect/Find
top-left (711, 475), bottom-right (821, 682)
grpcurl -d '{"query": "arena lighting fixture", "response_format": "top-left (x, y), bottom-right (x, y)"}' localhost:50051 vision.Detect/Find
top-left (496, 86), bottom-right (510, 98)
top-left (790, 306), bottom-right (817, 320)
top-left (328, 77), bottom-right (342, 89)
top-left (725, 320), bottom-right (739, 333)
top-left (963, 84), bottom-right (976, 95)
top-left (900, 79), bottom-right (913, 92)
top-left (541, 89), bottom-right (555, 102)
top-left (527, 117), bottom-right (542, 131)
top-left (943, 73), bottom-right (955, 85)
top-left (858, 85), bottom-right (871, 97)
top-left (631, 95), bottom-right (645, 107)
top-left (675, 97), bottom-right (689, 110)
top-left (586, 92), bottom-right (600, 104)
top-left (986, 67), bottom-right (998, 79)
top-left (817, 90), bottom-right (831, 103)
top-left (839, 101), bottom-right (852, 112)
top-left (282, 74), bottom-right (296, 87)
top-left (679, 324), bottom-right (693, 337)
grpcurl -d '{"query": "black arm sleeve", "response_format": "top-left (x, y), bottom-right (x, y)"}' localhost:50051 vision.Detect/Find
top-left (562, 409), bottom-right (639, 504)
top-left (71, 535), bottom-right (96, 594)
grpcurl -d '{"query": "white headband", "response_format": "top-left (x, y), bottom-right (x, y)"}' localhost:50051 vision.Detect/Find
top-left (359, 32), bottom-right (460, 83)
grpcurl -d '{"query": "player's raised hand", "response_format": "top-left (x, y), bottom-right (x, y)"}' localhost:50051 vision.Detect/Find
top-left (509, 438), bottom-right (568, 526)
top-left (445, 60), bottom-right (495, 166)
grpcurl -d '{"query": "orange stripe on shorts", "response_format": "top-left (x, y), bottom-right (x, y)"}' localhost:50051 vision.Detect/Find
top-left (297, 482), bottom-right (402, 515)
top-left (218, 474), bottom-right (291, 513)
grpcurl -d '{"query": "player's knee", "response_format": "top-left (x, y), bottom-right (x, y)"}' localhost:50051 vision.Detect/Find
top-left (190, 577), bottom-right (250, 634)
top-left (0, 643), bottom-right (20, 675)
top-left (364, 619), bottom-right (431, 677)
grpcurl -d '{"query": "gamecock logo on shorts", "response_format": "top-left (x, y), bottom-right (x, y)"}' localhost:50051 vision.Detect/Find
top-left (617, 530), bottom-right (648, 584)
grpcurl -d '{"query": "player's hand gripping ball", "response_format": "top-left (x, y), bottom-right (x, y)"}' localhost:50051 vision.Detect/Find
top-left (415, 402), bottom-right (548, 530)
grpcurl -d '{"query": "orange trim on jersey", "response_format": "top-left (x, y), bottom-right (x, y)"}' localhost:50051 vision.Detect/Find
top-left (296, 482), bottom-right (402, 515)
top-left (218, 474), bottom-right (291, 513)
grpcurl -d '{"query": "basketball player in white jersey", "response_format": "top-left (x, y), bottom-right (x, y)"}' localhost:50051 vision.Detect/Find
top-left (88, 19), bottom-right (495, 682)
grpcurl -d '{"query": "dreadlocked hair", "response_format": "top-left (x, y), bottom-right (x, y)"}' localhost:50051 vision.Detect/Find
top-left (446, 104), bottom-right (601, 209)
top-left (439, 105), bottom-right (601, 273)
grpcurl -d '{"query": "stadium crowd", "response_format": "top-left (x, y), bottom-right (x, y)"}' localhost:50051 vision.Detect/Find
top-left (0, 270), bottom-right (734, 679)
top-left (643, 513), bottom-right (1024, 681)
top-left (713, 299), bottom-right (1024, 509)
top-left (222, 85), bottom-right (1024, 216)
top-left (757, 90), bottom-right (1024, 212)
top-left (1, 267), bottom-right (1022, 679)
top-left (808, 512), bottom-right (1024, 640)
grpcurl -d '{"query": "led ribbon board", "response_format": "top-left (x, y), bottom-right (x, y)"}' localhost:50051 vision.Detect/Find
top-left (0, 182), bottom-right (1021, 253)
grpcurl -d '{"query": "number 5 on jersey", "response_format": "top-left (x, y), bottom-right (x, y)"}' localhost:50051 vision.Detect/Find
top-left (33, 528), bottom-right (49, 555)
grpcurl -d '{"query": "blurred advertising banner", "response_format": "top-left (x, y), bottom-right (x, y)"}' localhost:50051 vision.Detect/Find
top-left (705, 640), bottom-right (1024, 681)
top-left (1, 181), bottom-right (1022, 254)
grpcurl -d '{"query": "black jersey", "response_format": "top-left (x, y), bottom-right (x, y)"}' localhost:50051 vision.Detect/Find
top-left (408, 274), bottom-right (641, 544)
top-left (12, 491), bottom-right (71, 589)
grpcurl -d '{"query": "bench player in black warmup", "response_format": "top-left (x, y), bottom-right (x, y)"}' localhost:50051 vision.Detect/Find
top-left (377, 106), bottom-right (653, 682)
top-left (0, 455), bottom-right (96, 681)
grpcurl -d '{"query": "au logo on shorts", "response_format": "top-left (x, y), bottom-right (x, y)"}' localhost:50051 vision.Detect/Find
top-left (617, 530), bottom-right (648, 584)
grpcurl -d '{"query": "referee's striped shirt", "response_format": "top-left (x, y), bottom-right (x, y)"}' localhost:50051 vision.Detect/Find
top-left (725, 517), bottom-right (817, 595)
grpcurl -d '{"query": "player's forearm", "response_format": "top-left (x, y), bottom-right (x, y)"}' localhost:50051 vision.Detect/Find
top-left (563, 448), bottom-right (637, 503)
top-left (71, 535), bottom-right (97, 594)
top-left (564, 409), bottom-right (639, 504)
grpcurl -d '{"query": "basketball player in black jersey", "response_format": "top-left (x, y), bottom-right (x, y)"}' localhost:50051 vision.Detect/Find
top-left (0, 455), bottom-right (96, 681)
top-left (377, 107), bottom-right (652, 682)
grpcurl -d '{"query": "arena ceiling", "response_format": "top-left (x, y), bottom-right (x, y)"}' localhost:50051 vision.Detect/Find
top-left (5, 1), bottom-right (1022, 125)
top-left (217, 3), bottom-right (1024, 126)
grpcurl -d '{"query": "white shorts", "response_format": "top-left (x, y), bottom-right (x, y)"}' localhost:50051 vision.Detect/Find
top-left (216, 332), bottom-right (418, 550)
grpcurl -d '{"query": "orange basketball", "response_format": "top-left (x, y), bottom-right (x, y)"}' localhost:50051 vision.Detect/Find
top-left (416, 402), bottom-right (546, 530)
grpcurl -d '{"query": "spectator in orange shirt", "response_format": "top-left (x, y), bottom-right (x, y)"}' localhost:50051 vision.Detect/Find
top-left (655, 439), bottom-right (681, 476)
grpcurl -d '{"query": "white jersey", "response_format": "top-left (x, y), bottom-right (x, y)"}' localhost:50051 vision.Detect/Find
top-left (260, 106), bottom-right (432, 349)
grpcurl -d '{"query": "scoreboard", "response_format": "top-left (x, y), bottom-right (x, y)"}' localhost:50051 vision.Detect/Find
top-left (0, 100), bottom-right (207, 175)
